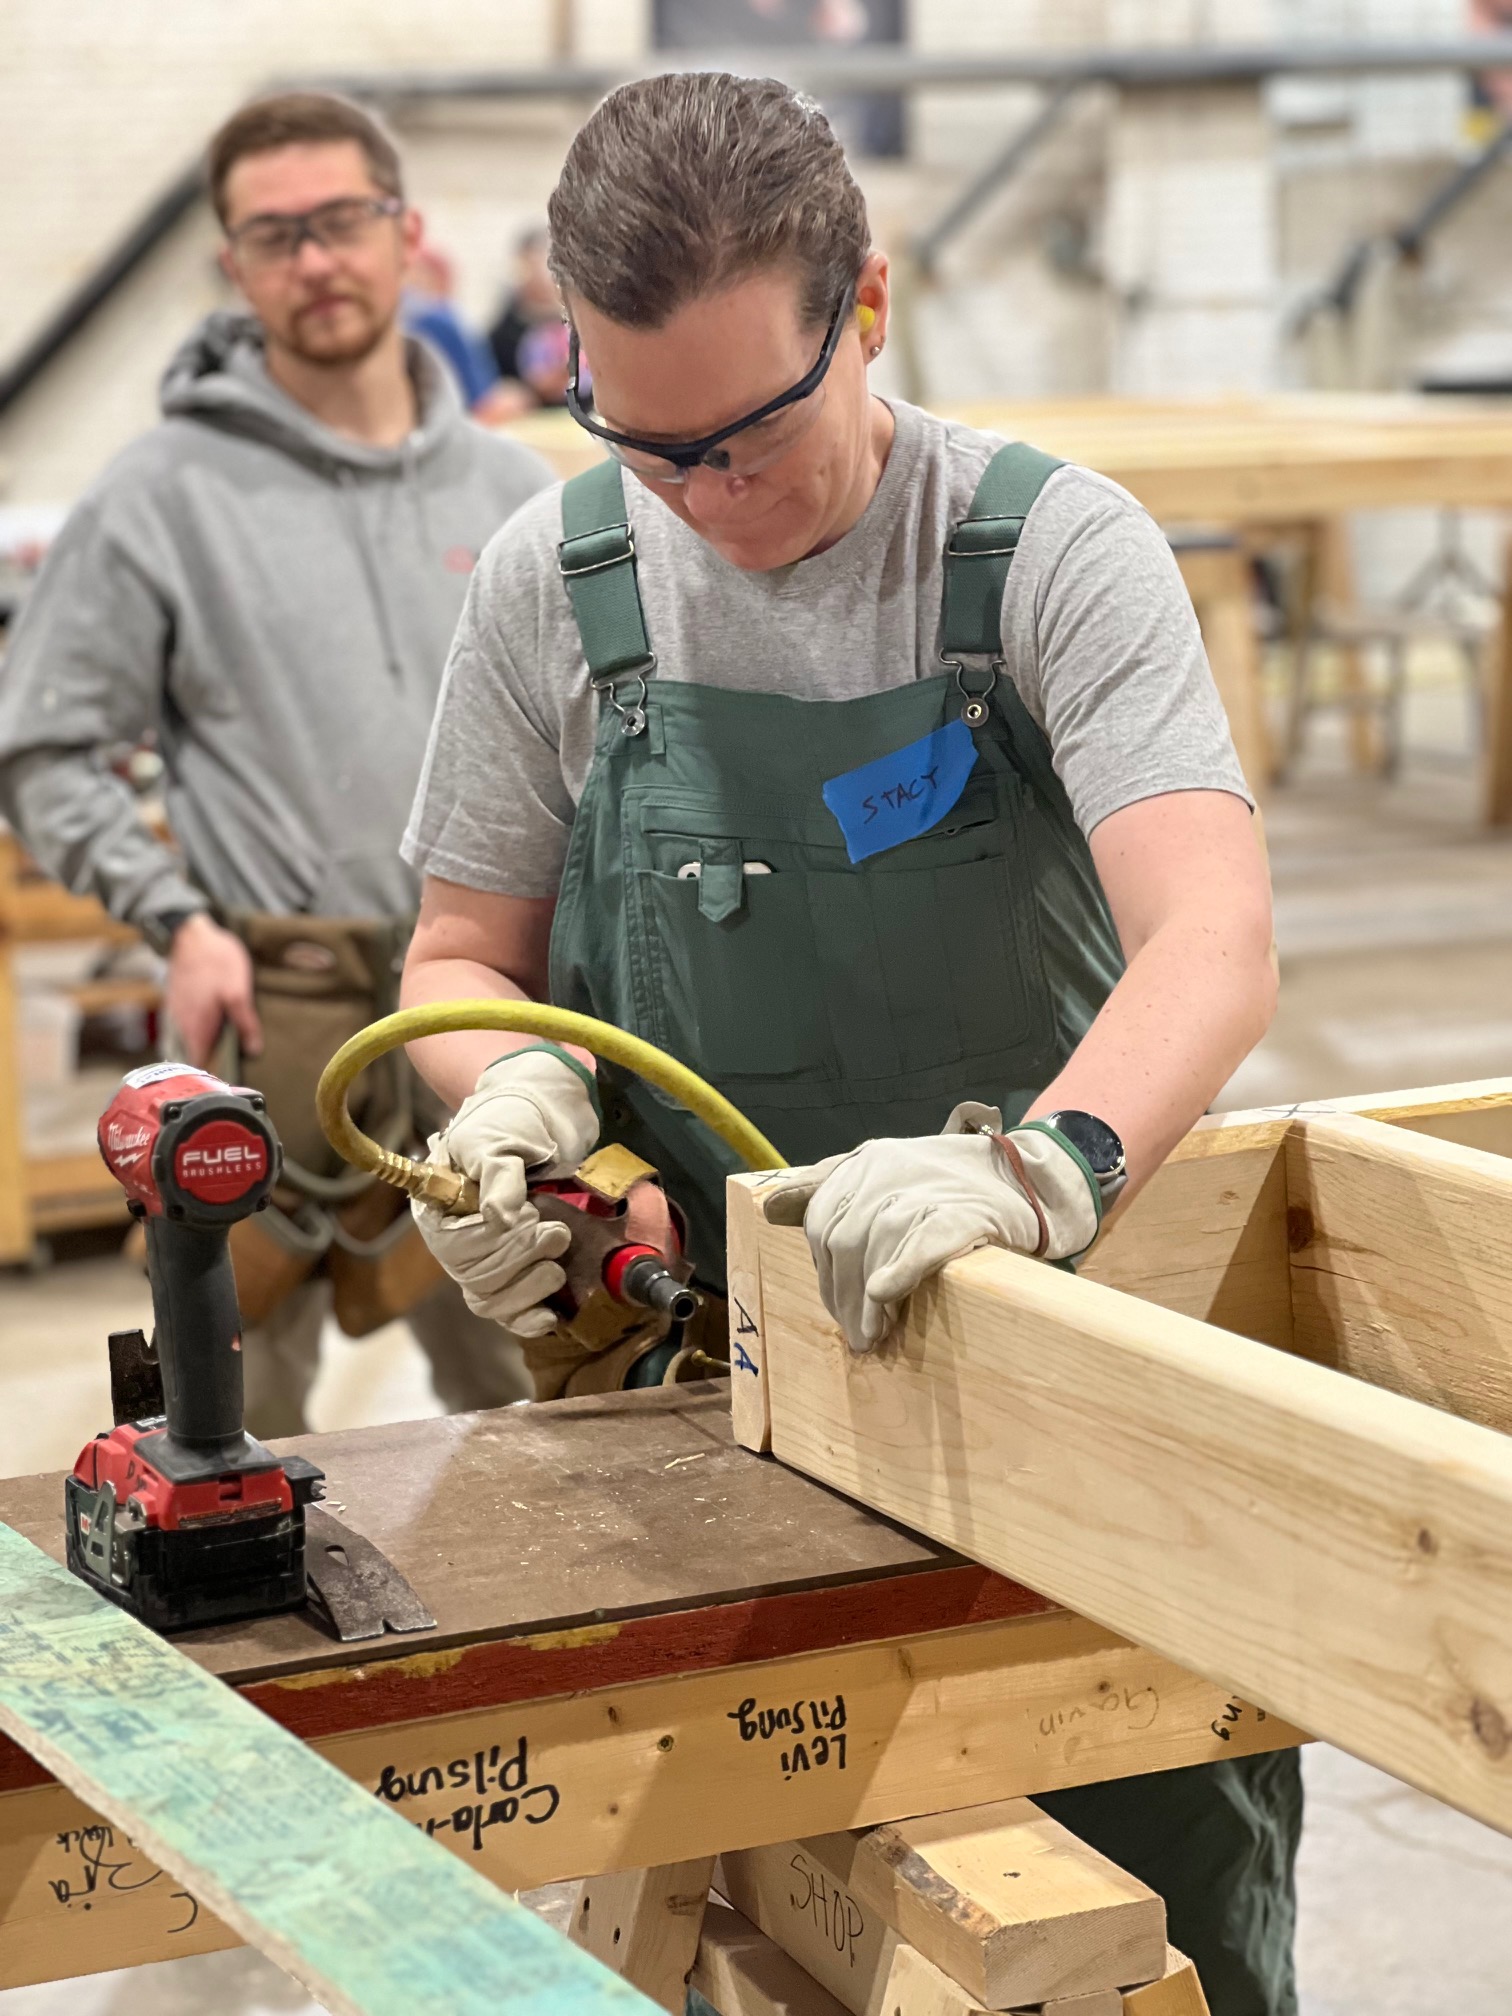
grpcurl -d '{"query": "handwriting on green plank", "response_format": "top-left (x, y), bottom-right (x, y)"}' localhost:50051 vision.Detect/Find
top-left (0, 1520), bottom-right (654, 2015)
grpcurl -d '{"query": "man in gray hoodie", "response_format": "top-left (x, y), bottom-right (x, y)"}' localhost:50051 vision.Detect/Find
top-left (0, 91), bottom-right (552, 1432)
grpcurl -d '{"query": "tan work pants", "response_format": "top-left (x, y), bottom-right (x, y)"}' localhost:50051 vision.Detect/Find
top-left (241, 1273), bottom-right (532, 1440)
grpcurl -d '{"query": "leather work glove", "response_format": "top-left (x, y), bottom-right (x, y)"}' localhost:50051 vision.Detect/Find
top-left (412, 1045), bottom-right (600, 1337)
top-left (765, 1109), bottom-right (1102, 1355)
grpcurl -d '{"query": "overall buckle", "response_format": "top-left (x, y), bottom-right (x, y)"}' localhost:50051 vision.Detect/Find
top-left (558, 522), bottom-right (636, 578)
top-left (940, 654), bottom-right (1003, 729)
top-left (591, 658), bottom-right (657, 738)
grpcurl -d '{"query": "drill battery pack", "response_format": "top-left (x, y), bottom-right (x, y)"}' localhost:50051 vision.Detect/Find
top-left (65, 1421), bottom-right (324, 1634)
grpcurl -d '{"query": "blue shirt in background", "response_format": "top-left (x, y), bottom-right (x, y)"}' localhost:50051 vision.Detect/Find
top-left (403, 295), bottom-right (501, 411)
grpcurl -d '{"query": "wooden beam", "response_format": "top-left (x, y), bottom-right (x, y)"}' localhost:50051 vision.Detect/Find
top-left (1080, 1118), bottom-right (1291, 1349)
top-left (717, 1831), bottom-right (987, 2015)
top-left (728, 1173), bottom-right (778, 1452)
top-left (1122, 1949), bottom-right (1209, 2016)
top-left (1347, 1076), bottom-right (1512, 1160)
top-left (1487, 530), bottom-right (1512, 827)
top-left (691, 1905), bottom-right (1173, 2016)
top-left (1287, 1113), bottom-right (1512, 1435)
top-left (846, 1799), bottom-right (1165, 2007)
top-left (753, 1213), bottom-right (1512, 1837)
top-left (1078, 1078), bottom-right (1512, 1358)
top-left (691, 1898), bottom-right (851, 2016)
top-left (0, 1522), bottom-right (653, 2016)
top-left (0, 1607), bottom-right (1295, 1990)
top-left (571, 1859), bottom-right (715, 2012)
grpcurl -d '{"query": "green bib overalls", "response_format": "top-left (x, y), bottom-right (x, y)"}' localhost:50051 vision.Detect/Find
top-left (549, 452), bottom-right (1301, 2016)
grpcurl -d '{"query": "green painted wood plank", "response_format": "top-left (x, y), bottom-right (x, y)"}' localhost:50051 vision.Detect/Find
top-left (0, 1522), bottom-right (655, 2015)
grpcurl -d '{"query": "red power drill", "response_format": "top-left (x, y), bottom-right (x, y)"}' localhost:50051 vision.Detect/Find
top-left (66, 1065), bottom-right (325, 1632)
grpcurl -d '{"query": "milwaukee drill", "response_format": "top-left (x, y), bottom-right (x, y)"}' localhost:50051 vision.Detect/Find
top-left (66, 1065), bottom-right (324, 1631)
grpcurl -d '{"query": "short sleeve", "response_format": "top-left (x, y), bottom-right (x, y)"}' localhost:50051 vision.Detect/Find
top-left (401, 559), bottom-right (577, 901)
top-left (1002, 470), bottom-right (1252, 838)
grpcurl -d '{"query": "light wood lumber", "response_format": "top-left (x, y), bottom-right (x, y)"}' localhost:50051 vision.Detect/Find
top-left (572, 1858), bottom-right (715, 2012)
top-left (691, 1898), bottom-right (851, 2016)
top-left (1080, 1121), bottom-right (1290, 1349)
top-left (1083, 1081), bottom-right (1512, 1356)
top-left (1349, 1076), bottom-right (1512, 1160)
top-left (847, 1799), bottom-right (1165, 2007)
top-left (754, 1217), bottom-right (1512, 1838)
top-left (717, 1832), bottom-right (988, 2015)
top-left (0, 1609), bottom-right (1294, 1990)
top-left (728, 1173), bottom-right (776, 1452)
top-left (0, 1521), bottom-right (652, 2016)
top-left (1287, 1113), bottom-right (1512, 1434)
top-left (1044, 1994), bottom-right (1121, 2016)
top-left (1122, 1949), bottom-right (1209, 2016)
top-left (1489, 531), bottom-right (1512, 827)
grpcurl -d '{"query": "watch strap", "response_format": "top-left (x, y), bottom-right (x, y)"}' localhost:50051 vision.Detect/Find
top-left (988, 1133), bottom-right (1050, 1259)
top-left (1014, 1118), bottom-right (1106, 1229)
top-left (142, 905), bottom-right (208, 956)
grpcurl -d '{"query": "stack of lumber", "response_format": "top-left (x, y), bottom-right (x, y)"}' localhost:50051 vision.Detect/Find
top-left (695, 1799), bottom-right (1206, 2016)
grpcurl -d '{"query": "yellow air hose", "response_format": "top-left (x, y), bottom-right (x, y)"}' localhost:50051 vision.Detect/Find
top-left (315, 1000), bottom-right (787, 1214)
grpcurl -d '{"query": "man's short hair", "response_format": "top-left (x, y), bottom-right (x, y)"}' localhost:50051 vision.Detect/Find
top-left (207, 91), bottom-right (404, 225)
top-left (547, 72), bottom-right (870, 330)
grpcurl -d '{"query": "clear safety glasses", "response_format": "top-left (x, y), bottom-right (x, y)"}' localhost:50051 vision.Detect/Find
top-left (226, 197), bottom-right (404, 270)
top-left (563, 284), bottom-right (855, 485)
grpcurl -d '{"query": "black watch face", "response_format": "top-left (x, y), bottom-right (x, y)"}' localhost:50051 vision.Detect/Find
top-left (1047, 1110), bottom-right (1124, 1179)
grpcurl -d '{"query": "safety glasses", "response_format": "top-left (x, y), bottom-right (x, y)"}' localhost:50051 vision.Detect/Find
top-left (226, 197), bottom-right (404, 270)
top-left (564, 284), bottom-right (855, 484)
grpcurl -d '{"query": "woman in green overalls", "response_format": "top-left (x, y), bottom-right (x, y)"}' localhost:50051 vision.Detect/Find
top-left (397, 71), bottom-right (1298, 2015)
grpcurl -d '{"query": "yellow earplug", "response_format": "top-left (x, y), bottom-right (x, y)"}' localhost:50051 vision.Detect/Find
top-left (857, 304), bottom-right (876, 334)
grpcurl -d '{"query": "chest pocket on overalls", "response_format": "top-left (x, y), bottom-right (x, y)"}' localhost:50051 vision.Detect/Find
top-left (630, 775), bottom-right (1049, 1088)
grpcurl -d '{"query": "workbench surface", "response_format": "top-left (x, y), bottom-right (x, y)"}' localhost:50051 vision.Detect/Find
top-left (0, 1384), bottom-right (1020, 1687)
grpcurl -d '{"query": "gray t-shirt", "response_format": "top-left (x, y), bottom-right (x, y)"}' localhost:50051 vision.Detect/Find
top-left (402, 399), bottom-right (1248, 900)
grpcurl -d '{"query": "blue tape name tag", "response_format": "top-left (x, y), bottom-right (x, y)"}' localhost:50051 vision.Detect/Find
top-left (821, 717), bottom-right (980, 865)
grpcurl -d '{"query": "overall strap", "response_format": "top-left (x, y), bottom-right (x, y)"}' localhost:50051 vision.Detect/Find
top-left (558, 460), bottom-right (655, 681)
top-left (941, 442), bottom-right (1065, 661)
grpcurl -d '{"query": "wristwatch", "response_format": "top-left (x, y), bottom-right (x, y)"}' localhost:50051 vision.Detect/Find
top-left (1038, 1110), bottom-right (1128, 1211)
top-left (141, 906), bottom-right (207, 956)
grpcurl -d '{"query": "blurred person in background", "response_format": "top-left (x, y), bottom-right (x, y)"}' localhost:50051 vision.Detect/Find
top-left (0, 90), bottom-right (551, 1435)
top-left (487, 228), bottom-right (572, 410)
top-left (403, 236), bottom-right (519, 423)
top-left (1471, 0), bottom-right (1512, 124)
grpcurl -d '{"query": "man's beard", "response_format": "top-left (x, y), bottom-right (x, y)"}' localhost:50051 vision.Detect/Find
top-left (278, 295), bottom-right (395, 368)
